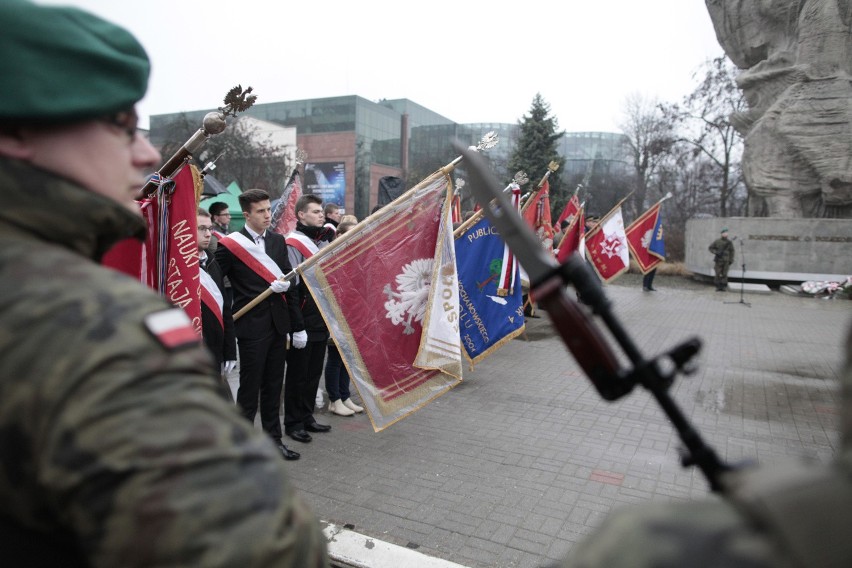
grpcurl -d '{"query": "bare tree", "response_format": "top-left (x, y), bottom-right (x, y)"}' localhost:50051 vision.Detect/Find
top-left (661, 56), bottom-right (746, 217)
top-left (151, 114), bottom-right (291, 196)
top-left (619, 93), bottom-right (675, 219)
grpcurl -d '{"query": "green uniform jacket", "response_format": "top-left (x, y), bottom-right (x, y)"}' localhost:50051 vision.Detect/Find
top-left (0, 158), bottom-right (328, 568)
top-left (709, 236), bottom-right (735, 265)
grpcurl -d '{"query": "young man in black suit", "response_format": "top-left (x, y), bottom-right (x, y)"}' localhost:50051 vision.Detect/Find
top-left (214, 189), bottom-right (305, 461)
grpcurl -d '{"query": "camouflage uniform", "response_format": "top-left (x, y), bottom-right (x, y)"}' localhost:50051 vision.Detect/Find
top-left (558, 322), bottom-right (852, 568)
top-left (708, 236), bottom-right (735, 290)
top-left (0, 157), bottom-right (329, 567)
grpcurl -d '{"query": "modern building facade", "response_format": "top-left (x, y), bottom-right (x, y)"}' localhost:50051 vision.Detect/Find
top-left (150, 96), bottom-right (631, 218)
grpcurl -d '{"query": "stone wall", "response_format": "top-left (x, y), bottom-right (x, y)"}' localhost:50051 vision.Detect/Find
top-left (686, 217), bottom-right (851, 281)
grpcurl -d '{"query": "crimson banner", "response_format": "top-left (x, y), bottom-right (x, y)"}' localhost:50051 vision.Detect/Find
top-left (300, 174), bottom-right (461, 431)
top-left (626, 202), bottom-right (665, 274)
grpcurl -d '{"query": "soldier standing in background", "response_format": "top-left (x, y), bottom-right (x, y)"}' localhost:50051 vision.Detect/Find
top-left (709, 227), bottom-right (735, 291)
top-left (0, 1), bottom-right (328, 565)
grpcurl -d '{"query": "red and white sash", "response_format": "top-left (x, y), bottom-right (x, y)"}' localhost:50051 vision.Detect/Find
top-left (217, 232), bottom-right (284, 282)
top-left (199, 267), bottom-right (224, 328)
top-left (285, 231), bottom-right (319, 259)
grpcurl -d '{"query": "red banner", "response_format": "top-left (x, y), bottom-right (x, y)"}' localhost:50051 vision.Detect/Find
top-left (101, 166), bottom-right (202, 334)
top-left (521, 179), bottom-right (554, 251)
top-left (555, 206), bottom-right (585, 263)
top-left (626, 202), bottom-right (664, 274)
top-left (300, 174), bottom-right (461, 431)
top-left (164, 166), bottom-right (202, 334)
top-left (555, 192), bottom-right (581, 231)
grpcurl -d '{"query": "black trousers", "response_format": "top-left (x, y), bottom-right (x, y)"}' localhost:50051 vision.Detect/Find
top-left (283, 339), bottom-right (327, 431)
top-left (236, 327), bottom-right (287, 440)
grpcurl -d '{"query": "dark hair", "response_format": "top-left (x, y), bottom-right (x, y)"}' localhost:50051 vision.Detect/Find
top-left (197, 207), bottom-right (211, 217)
top-left (560, 219), bottom-right (570, 229)
top-left (323, 203), bottom-right (339, 215)
top-left (238, 189), bottom-right (270, 213)
top-left (295, 194), bottom-right (322, 215)
top-left (208, 201), bottom-right (229, 216)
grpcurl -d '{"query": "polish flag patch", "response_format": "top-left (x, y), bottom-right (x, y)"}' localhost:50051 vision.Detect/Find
top-left (144, 309), bottom-right (199, 349)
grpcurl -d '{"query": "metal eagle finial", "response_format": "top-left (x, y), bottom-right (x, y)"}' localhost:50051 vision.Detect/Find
top-left (220, 85), bottom-right (257, 117)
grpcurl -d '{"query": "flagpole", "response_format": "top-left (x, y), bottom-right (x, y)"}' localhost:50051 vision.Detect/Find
top-left (137, 85), bottom-right (257, 199)
top-left (520, 161), bottom-right (559, 214)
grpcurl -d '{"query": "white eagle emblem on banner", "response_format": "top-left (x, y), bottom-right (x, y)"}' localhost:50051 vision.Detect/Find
top-left (383, 258), bottom-right (434, 334)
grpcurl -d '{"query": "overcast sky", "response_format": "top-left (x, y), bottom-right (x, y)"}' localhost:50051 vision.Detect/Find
top-left (44, 0), bottom-right (725, 133)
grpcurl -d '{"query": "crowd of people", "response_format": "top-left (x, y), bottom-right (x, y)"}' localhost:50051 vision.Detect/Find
top-left (200, 194), bottom-right (365, 460)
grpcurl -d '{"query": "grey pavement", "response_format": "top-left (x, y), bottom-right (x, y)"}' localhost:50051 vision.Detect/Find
top-left (252, 284), bottom-right (851, 567)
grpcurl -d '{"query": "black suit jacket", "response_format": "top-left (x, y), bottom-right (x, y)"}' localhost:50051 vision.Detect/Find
top-left (200, 256), bottom-right (236, 366)
top-left (214, 228), bottom-right (303, 339)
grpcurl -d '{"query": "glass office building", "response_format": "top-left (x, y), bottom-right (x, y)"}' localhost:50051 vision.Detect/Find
top-left (150, 97), bottom-right (629, 218)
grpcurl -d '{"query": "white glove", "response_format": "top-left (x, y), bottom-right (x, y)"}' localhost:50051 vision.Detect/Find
top-left (291, 330), bottom-right (308, 349)
top-left (269, 279), bottom-right (290, 293)
top-left (221, 360), bottom-right (237, 375)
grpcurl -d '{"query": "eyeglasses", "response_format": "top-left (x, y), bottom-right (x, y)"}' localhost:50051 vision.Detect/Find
top-left (216, 213), bottom-right (232, 218)
top-left (197, 225), bottom-right (214, 233)
top-left (101, 109), bottom-right (139, 140)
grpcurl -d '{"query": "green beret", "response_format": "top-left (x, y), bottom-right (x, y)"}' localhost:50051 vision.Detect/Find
top-left (721, 227), bottom-right (729, 233)
top-left (0, 0), bottom-right (149, 123)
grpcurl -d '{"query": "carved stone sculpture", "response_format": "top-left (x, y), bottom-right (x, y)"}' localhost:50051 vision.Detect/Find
top-left (705, 0), bottom-right (852, 218)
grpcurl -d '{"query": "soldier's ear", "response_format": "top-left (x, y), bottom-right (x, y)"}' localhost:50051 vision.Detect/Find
top-left (0, 126), bottom-right (34, 160)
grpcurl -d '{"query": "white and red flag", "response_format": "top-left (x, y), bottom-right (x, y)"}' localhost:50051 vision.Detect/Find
top-left (626, 201), bottom-right (666, 274)
top-left (271, 170), bottom-right (302, 236)
top-left (298, 173), bottom-right (461, 431)
top-left (585, 205), bottom-right (629, 283)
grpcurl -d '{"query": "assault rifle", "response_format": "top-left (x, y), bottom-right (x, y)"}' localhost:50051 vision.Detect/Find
top-left (454, 141), bottom-right (730, 492)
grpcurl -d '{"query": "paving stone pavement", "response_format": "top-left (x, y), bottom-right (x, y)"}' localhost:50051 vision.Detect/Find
top-left (279, 285), bottom-right (851, 568)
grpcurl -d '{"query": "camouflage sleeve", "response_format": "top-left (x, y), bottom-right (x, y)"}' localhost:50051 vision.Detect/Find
top-left (13, 269), bottom-right (328, 567)
top-left (555, 500), bottom-right (790, 568)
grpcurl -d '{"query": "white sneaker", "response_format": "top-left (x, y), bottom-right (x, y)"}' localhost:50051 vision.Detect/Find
top-left (330, 400), bottom-right (355, 416)
top-left (342, 398), bottom-right (364, 413)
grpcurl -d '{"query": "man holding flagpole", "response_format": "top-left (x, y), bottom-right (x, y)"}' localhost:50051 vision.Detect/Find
top-left (625, 196), bottom-right (669, 292)
top-left (215, 189), bottom-right (304, 461)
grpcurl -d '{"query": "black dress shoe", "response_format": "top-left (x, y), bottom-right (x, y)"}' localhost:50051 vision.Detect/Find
top-left (286, 429), bottom-right (312, 443)
top-left (277, 443), bottom-right (300, 461)
top-left (304, 421), bottom-right (331, 433)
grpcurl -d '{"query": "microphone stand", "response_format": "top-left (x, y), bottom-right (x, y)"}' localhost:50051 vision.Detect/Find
top-left (725, 238), bottom-right (750, 307)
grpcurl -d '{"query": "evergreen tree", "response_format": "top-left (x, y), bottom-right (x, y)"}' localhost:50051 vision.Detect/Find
top-left (508, 94), bottom-right (564, 211)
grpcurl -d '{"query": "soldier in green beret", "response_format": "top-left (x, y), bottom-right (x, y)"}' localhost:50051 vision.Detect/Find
top-left (0, 1), bottom-right (328, 566)
top-left (708, 227), bottom-right (735, 291)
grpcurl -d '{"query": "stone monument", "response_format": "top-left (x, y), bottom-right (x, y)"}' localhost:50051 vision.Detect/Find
top-left (705, 0), bottom-right (852, 218)
top-left (685, 1), bottom-right (851, 283)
